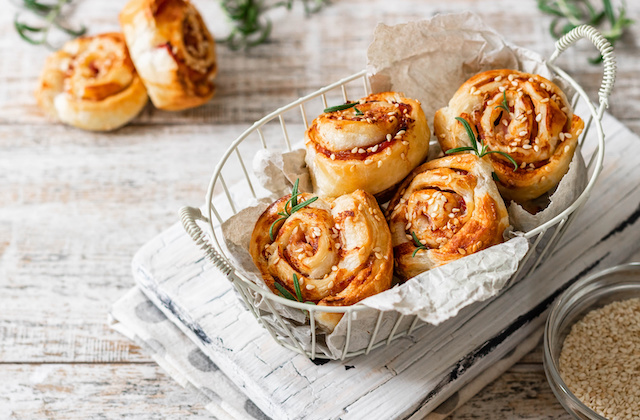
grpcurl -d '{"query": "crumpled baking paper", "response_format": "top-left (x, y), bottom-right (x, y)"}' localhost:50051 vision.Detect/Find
top-left (219, 12), bottom-right (588, 358)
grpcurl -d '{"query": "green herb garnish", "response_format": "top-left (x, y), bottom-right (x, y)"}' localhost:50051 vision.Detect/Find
top-left (269, 178), bottom-right (318, 241)
top-left (323, 102), bottom-right (359, 113)
top-left (354, 106), bottom-right (364, 116)
top-left (274, 273), bottom-right (317, 315)
top-left (221, 0), bottom-right (329, 51)
top-left (494, 91), bottom-right (510, 113)
top-left (492, 172), bottom-right (501, 183)
top-left (410, 231), bottom-right (428, 257)
top-left (446, 117), bottom-right (519, 172)
top-left (13, 0), bottom-right (86, 48)
top-left (537, 0), bottom-right (634, 63)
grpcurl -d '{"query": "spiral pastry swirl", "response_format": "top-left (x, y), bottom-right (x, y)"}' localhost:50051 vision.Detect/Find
top-left (120, 0), bottom-right (217, 110)
top-left (387, 154), bottom-right (509, 281)
top-left (35, 33), bottom-right (148, 131)
top-left (250, 189), bottom-right (393, 330)
top-left (305, 92), bottom-right (430, 199)
top-left (434, 69), bottom-right (584, 203)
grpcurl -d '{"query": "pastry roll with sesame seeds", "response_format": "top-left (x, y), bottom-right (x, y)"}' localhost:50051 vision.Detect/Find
top-left (387, 154), bottom-right (509, 281)
top-left (305, 92), bottom-right (430, 200)
top-left (250, 189), bottom-right (393, 331)
top-left (434, 69), bottom-right (584, 204)
top-left (35, 33), bottom-right (148, 131)
top-left (119, 0), bottom-right (217, 111)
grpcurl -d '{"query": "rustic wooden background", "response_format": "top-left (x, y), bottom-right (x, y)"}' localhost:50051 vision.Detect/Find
top-left (1, 0), bottom-right (638, 418)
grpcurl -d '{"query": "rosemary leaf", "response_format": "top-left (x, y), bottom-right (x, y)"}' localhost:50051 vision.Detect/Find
top-left (268, 216), bottom-right (288, 241)
top-left (445, 146), bottom-right (476, 155)
top-left (494, 91), bottom-right (510, 113)
top-left (410, 231), bottom-right (428, 257)
top-left (324, 102), bottom-right (358, 113)
top-left (293, 273), bottom-right (303, 302)
top-left (274, 282), bottom-right (296, 301)
top-left (484, 150), bottom-right (519, 171)
top-left (354, 106), bottom-right (364, 116)
top-left (455, 117), bottom-right (478, 151)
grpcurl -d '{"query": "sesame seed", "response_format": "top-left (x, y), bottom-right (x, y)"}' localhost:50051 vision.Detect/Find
top-left (439, 133), bottom-right (446, 138)
top-left (401, 140), bottom-right (409, 146)
top-left (336, 243), bottom-right (341, 249)
top-left (327, 281), bottom-right (334, 289)
top-left (458, 248), bottom-right (466, 255)
top-left (559, 132), bottom-right (565, 141)
top-left (510, 142), bottom-right (518, 147)
top-left (449, 213), bottom-right (455, 218)
top-left (576, 129), bottom-right (583, 135)
top-left (405, 222), bottom-right (412, 230)
top-left (540, 98), bottom-right (549, 103)
top-left (350, 165), bottom-right (356, 172)
top-left (469, 86), bottom-right (476, 94)
top-left (306, 284), bottom-right (315, 290)
top-left (358, 148), bottom-right (366, 154)
top-left (565, 133), bottom-right (572, 139)
top-left (401, 153), bottom-right (406, 159)
top-left (371, 145), bottom-right (379, 152)
top-left (406, 234), bottom-right (412, 240)
top-left (540, 82), bottom-right (546, 89)
top-left (377, 161), bottom-right (382, 168)
top-left (298, 277), bottom-right (304, 285)
top-left (351, 147), bottom-right (358, 153)
top-left (331, 265), bottom-right (337, 271)
top-left (534, 145), bottom-right (540, 152)
top-left (564, 145), bottom-right (570, 153)
top-left (397, 130), bottom-right (406, 136)
top-left (386, 134), bottom-right (392, 141)
top-left (536, 114), bottom-right (542, 122)
top-left (375, 252), bottom-right (382, 259)
top-left (494, 75), bottom-right (502, 82)
top-left (502, 119), bottom-right (509, 126)
top-left (364, 159), bottom-right (372, 165)
top-left (519, 130), bottom-right (527, 136)
top-left (330, 154), bottom-right (335, 160)
top-left (499, 86), bottom-right (506, 92)
top-left (541, 176), bottom-right (546, 181)
top-left (528, 77), bottom-right (534, 82)
top-left (508, 74), bottom-right (515, 81)
top-left (523, 144), bottom-right (532, 150)
top-left (511, 81), bottom-right (518, 87)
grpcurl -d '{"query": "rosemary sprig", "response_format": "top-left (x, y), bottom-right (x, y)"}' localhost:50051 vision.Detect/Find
top-left (13, 0), bottom-right (86, 49)
top-left (274, 273), bottom-right (317, 316)
top-left (268, 178), bottom-right (318, 241)
top-left (220, 0), bottom-right (329, 51)
top-left (446, 117), bottom-right (519, 172)
top-left (494, 91), bottom-right (510, 113)
top-left (411, 231), bottom-right (428, 257)
top-left (537, 0), bottom-right (634, 63)
top-left (323, 102), bottom-right (358, 113)
top-left (354, 106), bottom-right (364, 116)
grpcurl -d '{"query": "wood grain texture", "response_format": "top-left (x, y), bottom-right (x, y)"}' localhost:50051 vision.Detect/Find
top-left (1, 0), bottom-right (639, 417)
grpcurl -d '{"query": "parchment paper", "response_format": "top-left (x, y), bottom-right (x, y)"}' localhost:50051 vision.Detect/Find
top-left (220, 12), bottom-right (587, 358)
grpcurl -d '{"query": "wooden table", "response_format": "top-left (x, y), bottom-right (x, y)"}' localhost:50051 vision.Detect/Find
top-left (1, 0), bottom-right (638, 418)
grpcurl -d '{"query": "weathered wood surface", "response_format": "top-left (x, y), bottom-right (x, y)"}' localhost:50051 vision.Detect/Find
top-left (1, 0), bottom-right (639, 418)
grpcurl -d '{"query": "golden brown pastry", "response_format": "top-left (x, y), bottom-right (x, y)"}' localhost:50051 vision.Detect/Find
top-left (250, 187), bottom-right (393, 331)
top-left (434, 69), bottom-right (584, 203)
top-left (305, 92), bottom-right (430, 200)
top-left (387, 154), bottom-right (509, 281)
top-left (119, 0), bottom-right (217, 110)
top-left (35, 33), bottom-right (148, 131)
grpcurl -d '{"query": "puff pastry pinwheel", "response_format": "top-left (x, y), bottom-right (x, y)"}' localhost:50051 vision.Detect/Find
top-left (35, 33), bottom-right (148, 131)
top-left (387, 154), bottom-right (509, 281)
top-left (119, 0), bottom-right (217, 110)
top-left (250, 185), bottom-right (393, 331)
top-left (305, 92), bottom-right (430, 199)
top-left (434, 69), bottom-right (584, 203)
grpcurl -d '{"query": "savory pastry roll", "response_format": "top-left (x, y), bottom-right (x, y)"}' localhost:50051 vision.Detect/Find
top-left (387, 154), bottom-right (509, 281)
top-left (35, 33), bottom-right (148, 131)
top-left (250, 187), bottom-right (393, 331)
top-left (434, 69), bottom-right (584, 203)
top-left (305, 92), bottom-right (430, 199)
top-left (119, 0), bottom-right (217, 110)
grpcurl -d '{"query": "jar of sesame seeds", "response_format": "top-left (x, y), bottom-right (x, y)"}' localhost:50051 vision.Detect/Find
top-left (544, 263), bottom-right (640, 420)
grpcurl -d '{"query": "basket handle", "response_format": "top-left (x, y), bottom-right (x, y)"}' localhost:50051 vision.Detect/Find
top-left (548, 25), bottom-right (616, 110)
top-left (179, 206), bottom-right (235, 277)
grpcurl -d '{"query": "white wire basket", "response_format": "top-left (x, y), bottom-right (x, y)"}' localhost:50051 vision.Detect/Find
top-left (181, 25), bottom-right (616, 360)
